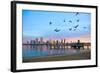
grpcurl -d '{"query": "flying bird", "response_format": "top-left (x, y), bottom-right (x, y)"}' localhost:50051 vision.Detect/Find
top-left (69, 28), bottom-right (72, 31)
top-left (74, 25), bottom-right (79, 28)
top-left (64, 19), bottom-right (66, 22)
top-left (49, 22), bottom-right (52, 25)
top-left (76, 12), bottom-right (79, 16)
top-left (69, 20), bottom-right (72, 23)
top-left (77, 19), bottom-right (79, 22)
top-left (83, 27), bottom-right (87, 29)
top-left (54, 28), bottom-right (60, 32)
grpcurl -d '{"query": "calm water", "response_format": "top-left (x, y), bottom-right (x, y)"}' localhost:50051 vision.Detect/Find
top-left (22, 45), bottom-right (85, 58)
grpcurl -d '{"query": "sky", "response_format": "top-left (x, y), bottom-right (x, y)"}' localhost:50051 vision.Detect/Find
top-left (22, 10), bottom-right (91, 42)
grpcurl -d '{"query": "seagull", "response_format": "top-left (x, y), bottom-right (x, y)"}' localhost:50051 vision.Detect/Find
top-left (77, 19), bottom-right (79, 22)
top-left (49, 22), bottom-right (52, 25)
top-left (74, 25), bottom-right (79, 28)
top-left (69, 20), bottom-right (72, 23)
top-left (64, 19), bottom-right (66, 22)
top-left (76, 12), bottom-right (79, 16)
top-left (54, 28), bottom-right (60, 32)
top-left (83, 27), bottom-right (87, 29)
top-left (69, 28), bottom-right (72, 31)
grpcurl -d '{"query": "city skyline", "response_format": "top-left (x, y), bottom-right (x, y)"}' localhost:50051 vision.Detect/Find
top-left (23, 34), bottom-right (90, 43)
top-left (22, 37), bottom-right (91, 51)
top-left (22, 36), bottom-right (90, 44)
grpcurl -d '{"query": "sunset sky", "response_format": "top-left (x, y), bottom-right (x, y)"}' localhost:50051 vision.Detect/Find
top-left (22, 10), bottom-right (91, 43)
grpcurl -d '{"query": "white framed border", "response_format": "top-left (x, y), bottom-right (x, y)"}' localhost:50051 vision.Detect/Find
top-left (15, 2), bottom-right (97, 70)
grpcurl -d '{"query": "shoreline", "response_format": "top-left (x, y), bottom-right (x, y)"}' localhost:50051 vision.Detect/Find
top-left (23, 51), bottom-right (91, 63)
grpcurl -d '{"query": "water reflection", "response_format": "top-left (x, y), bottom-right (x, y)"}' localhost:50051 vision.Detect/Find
top-left (22, 45), bottom-right (80, 58)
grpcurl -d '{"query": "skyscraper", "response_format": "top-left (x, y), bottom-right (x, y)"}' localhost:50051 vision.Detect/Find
top-left (40, 37), bottom-right (43, 44)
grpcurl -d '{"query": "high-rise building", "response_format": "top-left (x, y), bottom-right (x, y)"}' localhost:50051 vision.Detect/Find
top-left (77, 40), bottom-right (80, 44)
top-left (27, 41), bottom-right (29, 44)
top-left (40, 37), bottom-right (43, 43)
top-left (36, 38), bottom-right (38, 44)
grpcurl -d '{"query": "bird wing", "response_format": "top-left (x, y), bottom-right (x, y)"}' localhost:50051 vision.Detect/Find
top-left (54, 29), bottom-right (60, 32)
top-left (76, 12), bottom-right (79, 16)
top-left (74, 25), bottom-right (79, 28)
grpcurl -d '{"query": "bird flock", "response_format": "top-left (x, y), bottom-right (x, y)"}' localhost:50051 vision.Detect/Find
top-left (49, 12), bottom-right (87, 32)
